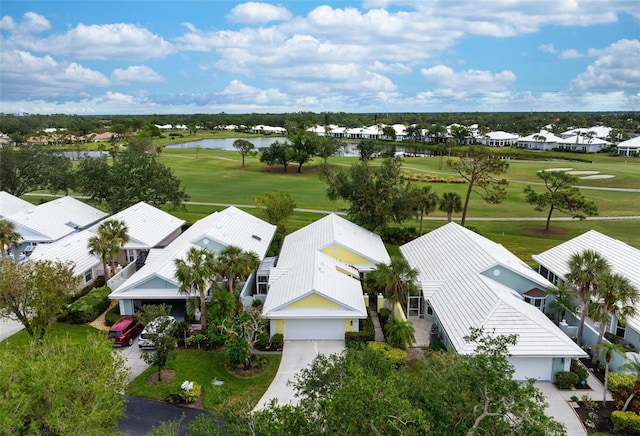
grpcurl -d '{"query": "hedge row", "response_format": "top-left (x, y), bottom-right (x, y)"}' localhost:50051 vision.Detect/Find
top-left (612, 411), bottom-right (640, 435)
top-left (104, 304), bottom-right (121, 326)
top-left (367, 342), bottom-right (407, 367)
top-left (67, 286), bottom-right (111, 324)
top-left (555, 371), bottom-right (579, 389)
top-left (345, 313), bottom-right (375, 345)
top-left (610, 373), bottom-right (636, 391)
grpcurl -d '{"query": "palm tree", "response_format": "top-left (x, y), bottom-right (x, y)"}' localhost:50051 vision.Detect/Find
top-left (368, 257), bottom-right (419, 311)
top-left (619, 356), bottom-right (640, 411)
top-left (438, 192), bottom-right (462, 223)
top-left (547, 284), bottom-right (578, 324)
top-left (217, 245), bottom-right (260, 293)
top-left (566, 249), bottom-right (610, 346)
top-left (0, 219), bottom-right (22, 258)
top-left (412, 186), bottom-right (439, 234)
top-left (88, 219), bottom-right (129, 281)
top-left (384, 319), bottom-right (415, 350)
top-left (100, 219), bottom-right (130, 275)
top-left (88, 235), bottom-right (111, 281)
top-left (174, 247), bottom-right (218, 331)
top-left (599, 341), bottom-right (625, 406)
top-left (591, 272), bottom-right (639, 364)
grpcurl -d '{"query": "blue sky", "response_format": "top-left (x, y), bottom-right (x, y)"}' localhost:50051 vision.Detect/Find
top-left (1, 1), bottom-right (639, 115)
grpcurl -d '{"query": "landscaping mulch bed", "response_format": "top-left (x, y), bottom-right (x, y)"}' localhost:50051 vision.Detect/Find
top-left (528, 227), bottom-right (567, 237)
top-left (147, 369), bottom-right (177, 385)
top-left (579, 357), bottom-right (606, 385)
top-left (226, 356), bottom-right (270, 377)
top-left (573, 400), bottom-right (616, 434)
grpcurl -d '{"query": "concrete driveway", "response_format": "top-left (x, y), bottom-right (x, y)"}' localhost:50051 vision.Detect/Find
top-left (115, 341), bottom-right (150, 383)
top-left (253, 340), bottom-right (345, 411)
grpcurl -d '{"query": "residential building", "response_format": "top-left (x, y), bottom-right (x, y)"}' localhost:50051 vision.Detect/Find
top-left (261, 214), bottom-right (390, 340)
top-left (400, 222), bottom-right (586, 380)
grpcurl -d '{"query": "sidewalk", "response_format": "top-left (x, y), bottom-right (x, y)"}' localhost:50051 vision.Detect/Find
top-left (368, 307), bottom-right (384, 341)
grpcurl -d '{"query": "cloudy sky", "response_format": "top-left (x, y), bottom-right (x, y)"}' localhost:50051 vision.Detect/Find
top-left (1, 1), bottom-right (639, 115)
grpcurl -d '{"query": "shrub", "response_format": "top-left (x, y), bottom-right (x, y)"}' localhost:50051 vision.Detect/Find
top-left (428, 340), bottom-right (447, 352)
top-left (555, 371), bottom-right (579, 389)
top-left (367, 342), bottom-right (407, 367)
top-left (173, 320), bottom-right (192, 347)
top-left (345, 331), bottom-right (373, 345)
top-left (226, 337), bottom-right (250, 366)
top-left (104, 304), bottom-right (121, 326)
top-left (380, 227), bottom-right (417, 245)
top-left (252, 298), bottom-right (263, 307)
top-left (609, 373), bottom-right (636, 391)
top-left (66, 286), bottom-right (111, 324)
top-left (270, 333), bottom-right (284, 350)
top-left (378, 308), bottom-right (391, 327)
top-left (254, 332), bottom-right (269, 351)
top-left (169, 381), bottom-right (201, 404)
top-left (612, 411), bottom-right (640, 435)
top-left (571, 359), bottom-right (589, 382)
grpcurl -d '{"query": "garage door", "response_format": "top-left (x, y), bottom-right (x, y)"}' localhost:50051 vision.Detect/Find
top-left (509, 357), bottom-right (552, 381)
top-left (284, 319), bottom-right (345, 340)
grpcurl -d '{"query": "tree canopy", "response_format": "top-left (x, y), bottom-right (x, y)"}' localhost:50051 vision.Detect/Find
top-left (76, 149), bottom-right (189, 212)
top-left (254, 190), bottom-right (297, 232)
top-left (0, 258), bottom-right (79, 340)
top-left (232, 139), bottom-right (256, 168)
top-left (0, 334), bottom-right (128, 435)
top-left (259, 140), bottom-right (293, 172)
top-left (319, 157), bottom-right (414, 231)
top-left (523, 170), bottom-right (598, 231)
top-left (448, 146), bottom-right (509, 226)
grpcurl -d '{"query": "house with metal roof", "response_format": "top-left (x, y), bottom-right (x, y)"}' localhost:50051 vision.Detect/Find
top-left (0, 191), bottom-right (35, 219)
top-left (476, 130), bottom-right (520, 147)
top-left (109, 206), bottom-right (276, 318)
top-left (533, 230), bottom-right (640, 368)
top-left (28, 201), bottom-right (185, 289)
top-left (262, 213), bottom-right (390, 340)
top-left (6, 196), bottom-right (107, 258)
top-left (516, 130), bottom-right (564, 151)
top-left (617, 136), bottom-right (640, 157)
top-left (400, 222), bottom-right (586, 380)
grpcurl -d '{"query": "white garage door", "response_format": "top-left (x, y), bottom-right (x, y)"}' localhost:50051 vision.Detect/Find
top-left (284, 319), bottom-right (345, 340)
top-left (509, 357), bottom-right (553, 381)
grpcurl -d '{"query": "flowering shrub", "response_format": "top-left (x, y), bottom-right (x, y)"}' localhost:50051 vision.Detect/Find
top-left (169, 380), bottom-right (201, 403)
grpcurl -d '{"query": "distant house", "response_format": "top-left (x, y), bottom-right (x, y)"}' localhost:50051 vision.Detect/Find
top-left (0, 191), bottom-right (35, 219)
top-left (561, 126), bottom-right (612, 141)
top-left (532, 230), bottom-right (640, 370)
top-left (400, 222), bottom-right (586, 380)
top-left (6, 196), bottom-right (107, 258)
top-left (516, 130), bottom-right (563, 151)
top-left (251, 125), bottom-right (287, 135)
top-left (109, 207), bottom-right (276, 319)
top-left (617, 136), bottom-right (640, 157)
top-left (476, 131), bottom-right (520, 147)
top-left (29, 201), bottom-right (185, 290)
top-left (261, 214), bottom-right (390, 340)
top-left (556, 135), bottom-right (610, 153)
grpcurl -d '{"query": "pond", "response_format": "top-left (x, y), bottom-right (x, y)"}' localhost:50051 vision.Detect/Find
top-left (166, 137), bottom-right (287, 151)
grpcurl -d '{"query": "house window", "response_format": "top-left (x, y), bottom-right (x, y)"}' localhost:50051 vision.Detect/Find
top-left (126, 250), bottom-right (136, 262)
top-left (616, 320), bottom-right (626, 338)
top-left (257, 275), bottom-right (268, 294)
top-left (524, 296), bottom-right (546, 312)
top-left (84, 269), bottom-right (93, 283)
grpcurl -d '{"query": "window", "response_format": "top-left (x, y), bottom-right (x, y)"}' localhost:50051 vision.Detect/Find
top-left (257, 275), bottom-right (268, 294)
top-left (616, 319), bottom-right (626, 338)
top-left (524, 296), bottom-right (546, 312)
top-left (84, 269), bottom-right (93, 283)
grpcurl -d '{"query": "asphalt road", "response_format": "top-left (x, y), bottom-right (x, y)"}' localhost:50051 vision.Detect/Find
top-left (119, 396), bottom-right (217, 435)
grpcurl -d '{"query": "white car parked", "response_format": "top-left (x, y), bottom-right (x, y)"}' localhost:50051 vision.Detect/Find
top-left (138, 316), bottom-right (176, 348)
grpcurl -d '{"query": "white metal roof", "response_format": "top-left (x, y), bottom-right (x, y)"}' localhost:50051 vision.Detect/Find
top-left (262, 214), bottom-right (387, 318)
top-left (29, 230), bottom-right (100, 276)
top-left (110, 207), bottom-right (276, 298)
top-left (533, 230), bottom-right (640, 332)
top-left (400, 222), bottom-right (585, 358)
top-left (89, 201), bottom-right (185, 249)
top-left (617, 136), bottom-right (640, 149)
top-left (0, 191), bottom-right (35, 218)
top-left (8, 196), bottom-right (107, 243)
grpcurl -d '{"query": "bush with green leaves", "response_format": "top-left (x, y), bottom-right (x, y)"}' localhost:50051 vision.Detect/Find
top-left (612, 410), bottom-right (640, 435)
top-left (270, 333), bottom-right (284, 349)
top-left (428, 340), bottom-right (447, 352)
top-left (384, 319), bottom-right (415, 350)
top-left (104, 304), bottom-right (121, 326)
top-left (378, 308), bottom-right (391, 326)
top-left (254, 331), bottom-right (269, 351)
top-left (226, 337), bottom-right (250, 366)
top-left (609, 372), bottom-right (636, 391)
top-left (66, 286), bottom-right (111, 324)
top-left (169, 382), bottom-right (202, 404)
top-left (367, 342), bottom-right (407, 368)
top-left (571, 359), bottom-right (589, 382)
top-left (555, 371), bottom-right (579, 389)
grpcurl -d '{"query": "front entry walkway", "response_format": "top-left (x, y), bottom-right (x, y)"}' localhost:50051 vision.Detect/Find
top-left (253, 340), bottom-right (345, 411)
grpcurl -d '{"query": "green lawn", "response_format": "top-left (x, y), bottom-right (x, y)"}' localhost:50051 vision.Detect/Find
top-left (0, 322), bottom-right (103, 350)
top-left (126, 349), bottom-right (281, 412)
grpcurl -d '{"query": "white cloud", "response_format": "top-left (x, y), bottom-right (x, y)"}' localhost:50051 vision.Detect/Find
top-left (558, 49), bottom-right (583, 59)
top-left (0, 12), bottom-right (50, 33)
top-left (226, 2), bottom-right (292, 24)
top-left (539, 43), bottom-right (557, 54)
top-left (220, 79), bottom-right (287, 104)
top-left (0, 50), bottom-right (109, 99)
top-left (0, 15), bottom-right (16, 31)
top-left (420, 65), bottom-right (516, 95)
top-left (8, 23), bottom-right (175, 61)
top-left (571, 39), bottom-right (640, 92)
top-left (111, 65), bottom-right (165, 84)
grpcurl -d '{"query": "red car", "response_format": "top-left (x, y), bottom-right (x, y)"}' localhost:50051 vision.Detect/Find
top-left (108, 316), bottom-right (143, 347)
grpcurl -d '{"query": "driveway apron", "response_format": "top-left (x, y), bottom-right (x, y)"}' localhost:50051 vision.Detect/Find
top-left (253, 340), bottom-right (345, 411)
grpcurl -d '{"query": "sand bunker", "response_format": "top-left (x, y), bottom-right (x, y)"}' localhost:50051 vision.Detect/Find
top-left (567, 170), bottom-right (600, 175)
top-left (541, 167), bottom-right (573, 172)
top-left (580, 174), bottom-right (615, 179)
